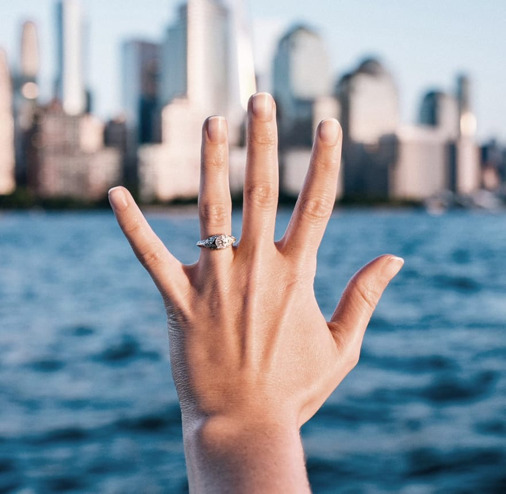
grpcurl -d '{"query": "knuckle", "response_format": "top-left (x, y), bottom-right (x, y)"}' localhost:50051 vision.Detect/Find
top-left (346, 347), bottom-right (361, 370)
top-left (245, 182), bottom-right (277, 208)
top-left (123, 217), bottom-right (142, 236)
top-left (351, 277), bottom-right (379, 312)
top-left (138, 244), bottom-right (164, 270)
top-left (299, 196), bottom-right (333, 221)
top-left (203, 150), bottom-right (227, 170)
top-left (199, 202), bottom-right (229, 225)
top-left (250, 128), bottom-right (277, 148)
top-left (312, 154), bottom-right (340, 171)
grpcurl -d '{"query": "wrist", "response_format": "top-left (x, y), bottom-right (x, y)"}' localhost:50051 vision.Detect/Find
top-left (182, 414), bottom-right (310, 494)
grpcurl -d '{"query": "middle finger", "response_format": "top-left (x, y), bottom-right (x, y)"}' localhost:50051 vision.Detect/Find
top-left (240, 93), bottom-right (279, 249)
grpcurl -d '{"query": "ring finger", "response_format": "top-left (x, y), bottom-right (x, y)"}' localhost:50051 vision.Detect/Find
top-left (198, 116), bottom-right (233, 261)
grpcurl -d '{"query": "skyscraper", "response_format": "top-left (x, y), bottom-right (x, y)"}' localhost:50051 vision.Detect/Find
top-left (337, 58), bottom-right (399, 146)
top-left (122, 40), bottom-right (161, 184)
top-left (20, 21), bottom-right (39, 91)
top-left (419, 90), bottom-right (459, 139)
top-left (122, 41), bottom-right (160, 143)
top-left (336, 58), bottom-right (399, 198)
top-left (273, 25), bottom-right (332, 145)
top-left (162, 0), bottom-right (230, 116)
top-left (223, 0), bottom-right (256, 127)
top-left (15, 21), bottom-right (40, 185)
top-left (140, 0), bottom-right (256, 201)
top-left (56, 0), bottom-right (86, 115)
top-left (0, 49), bottom-right (16, 195)
top-left (457, 74), bottom-right (477, 138)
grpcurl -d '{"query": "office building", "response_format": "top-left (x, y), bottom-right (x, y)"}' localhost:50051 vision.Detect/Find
top-left (141, 0), bottom-right (255, 201)
top-left (14, 21), bottom-right (40, 185)
top-left (419, 90), bottom-right (459, 140)
top-left (56, 0), bottom-right (86, 115)
top-left (457, 74), bottom-right (476, 138)
top-left (273, 25), bottom-right (332, 145)
top-left (122, 40), bottom-right (160, 144)
top-left (336, 58), bottom-right (399, 198)
top-left (32, 102), bottom-right (121, 199)
top-left (337, 58), bottom-right (399, 146)
top-left (122, 40), bottom-right (161, 183)
top-left (385, 126), bottom-right (449, 200)
top-left (161, 0), bottom-right (230, 115)
top-left (223, 0), bottom-right (256, 133)
top-left (0, 49), bottom-right (15, 194)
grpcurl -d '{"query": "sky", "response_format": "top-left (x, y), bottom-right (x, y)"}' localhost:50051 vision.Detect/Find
top-left (1, 0), bottom-right (506, 141)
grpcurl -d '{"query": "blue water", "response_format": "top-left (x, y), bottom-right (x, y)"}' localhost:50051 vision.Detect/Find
top-left (0, 209), bottom-right (505, 493)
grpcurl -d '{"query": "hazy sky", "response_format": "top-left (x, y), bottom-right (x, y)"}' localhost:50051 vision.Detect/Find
top-left (1, 0), bottom-right (505, 141)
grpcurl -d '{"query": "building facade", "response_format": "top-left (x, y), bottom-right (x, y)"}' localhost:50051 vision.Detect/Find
top-left (0, 49), bottom-right (16, 195)
top-left (273, 25), bottom-right (333, 146)
top-left (55, 0), bottom-right (86, 115)
top-left (14, 21), bottom-right (40, 186)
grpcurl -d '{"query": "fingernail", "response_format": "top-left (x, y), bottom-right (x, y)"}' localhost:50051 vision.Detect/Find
top-left (251, 93), bottom-right (273, 120)
top-left (383, 256), bottom-right (405, 278)
top-left (206, 116), bottom-right (226, 143)
top-left (318, 119), bottom-right (340, 145)
top-left (108, 187), bottom-right (128, 211)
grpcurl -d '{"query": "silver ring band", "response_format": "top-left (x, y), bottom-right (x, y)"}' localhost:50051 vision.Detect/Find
top-left (197, 234), bottom-right (236, 250)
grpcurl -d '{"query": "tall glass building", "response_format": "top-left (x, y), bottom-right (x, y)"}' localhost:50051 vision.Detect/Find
top-left (273, 25), bottom-right (331, 145)
top-left (161, 0), bottom-right (230, 116)
top-left (55, 0), bottom-right (86, 116)
top-left (337, 58), bottom-right (399, 146)
top-left (0, 49), bottom-right (16, 194)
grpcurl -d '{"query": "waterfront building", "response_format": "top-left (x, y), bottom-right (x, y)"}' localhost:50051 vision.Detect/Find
top-left (419, 90), bottom-right (459, 140)
top-left (223, 0), bottom-right (256, 128)
top-left (481, 140), bottom-right (505, 190)
top-left (122, 40), bottom-right (161, 183)
top-left (0, 49), bottom-right (16, 195)
top-left (457, 74), bottom-right (476, 139)
top-left (273, 25), bottom-right (333, 146)
top-left (385, 126), bottom-right (449, 201)
top-left (336, 58), bottom-right (399, 198)
top-left (141, 0), bottom-right (255, 202)
top-left (161, 0), bottom-right (230, 116)
top-left (55, 0), bottom-right (86, 115)
top-left (454, 75), bottom-right (479, 194)
top-left (337, 58), bottom-right (399, 146)
top-left (31, 103), bottom-right (121, 199)
top-left (104, 116), bottom-right (128, 157)
top-left (14, 21), bottom-right (40, 186)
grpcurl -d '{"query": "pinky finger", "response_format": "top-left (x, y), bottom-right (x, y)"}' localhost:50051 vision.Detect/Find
top-left (329, 255), bottom-right (404, 354)
top-left (108, 187), bottom-right (187, 297)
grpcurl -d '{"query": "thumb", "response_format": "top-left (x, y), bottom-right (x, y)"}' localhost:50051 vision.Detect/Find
top-left (329, 254), bottom-right (404, 350)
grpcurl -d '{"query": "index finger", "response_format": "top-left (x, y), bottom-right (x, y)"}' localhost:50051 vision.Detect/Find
top-left (108, 187), bottom-right (188, 297)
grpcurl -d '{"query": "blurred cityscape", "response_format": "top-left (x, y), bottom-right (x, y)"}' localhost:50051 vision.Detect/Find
top-left (1, 0), bottom-right (506, 208)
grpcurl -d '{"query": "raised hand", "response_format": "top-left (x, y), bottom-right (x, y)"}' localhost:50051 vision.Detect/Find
top-left (109, 92), bottom-right (403, 493)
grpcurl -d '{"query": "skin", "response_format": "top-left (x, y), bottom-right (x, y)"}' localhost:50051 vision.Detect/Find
top-left (108, 92), bottom-right (404, 493)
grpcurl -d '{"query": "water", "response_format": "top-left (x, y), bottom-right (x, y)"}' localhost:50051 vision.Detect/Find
top-left (0, 209), bottom-right (505, 493)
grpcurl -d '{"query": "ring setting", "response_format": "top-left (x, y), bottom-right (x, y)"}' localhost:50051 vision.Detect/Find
top-left (197, 234), bottom-right (236, 250)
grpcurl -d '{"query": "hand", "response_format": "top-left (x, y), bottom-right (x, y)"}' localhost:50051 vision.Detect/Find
top-left (108, 93), bottom-right (403, 493)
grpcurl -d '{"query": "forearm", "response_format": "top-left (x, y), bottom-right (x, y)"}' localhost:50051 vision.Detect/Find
top-left (183, 415), bottom-right (311, 494)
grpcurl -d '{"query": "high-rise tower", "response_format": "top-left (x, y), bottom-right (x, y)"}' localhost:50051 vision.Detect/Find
top-left (56, 0), bottom-right (86, 115)
top-left (419, 90), bottom-right (459, 139)
top-left (162, 0), bottom-right (230, 115)
top-left (457, 74), bottom-right (476, 138)
top-left (15, 21), bottom-right (40, 186)
top-left (223, 0), bottom-right (256, 116)
top-left (161, 0), bottom-right (255, 121)
top-left (273, 25), bottom-right (332, 145)
top-left (20, 21), bottom-right (39, 91)
top-left (0, 49), bottom-right (16, 194)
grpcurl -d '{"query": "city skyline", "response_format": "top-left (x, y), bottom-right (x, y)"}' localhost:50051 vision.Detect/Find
top-left (1, 0), bottom-right (505, 142)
